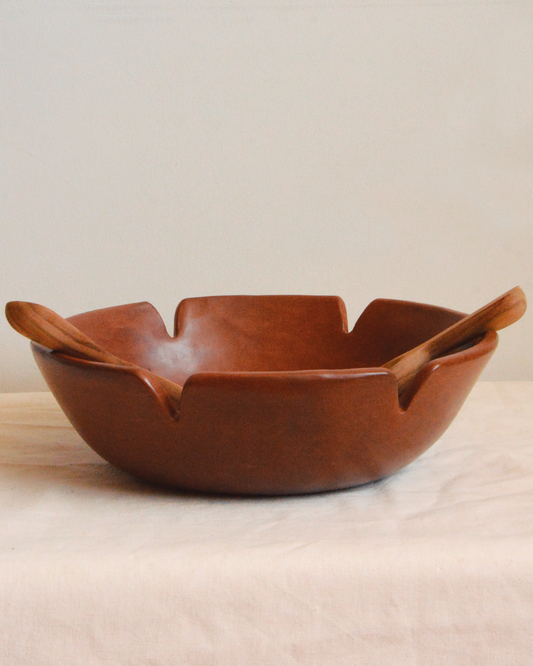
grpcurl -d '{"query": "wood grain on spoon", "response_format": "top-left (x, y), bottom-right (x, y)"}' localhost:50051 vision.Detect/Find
top-left (383, 286), bottom-right (527, 397)
top-left (5, 301), bottom-right (183, 410)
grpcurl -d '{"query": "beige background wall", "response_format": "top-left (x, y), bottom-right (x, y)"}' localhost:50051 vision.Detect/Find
top-left (1, 1), bottom-right (532, 392)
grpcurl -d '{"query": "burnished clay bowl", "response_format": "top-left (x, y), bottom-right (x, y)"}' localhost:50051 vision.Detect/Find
top-left (32, 295), bottom-right (497, 495)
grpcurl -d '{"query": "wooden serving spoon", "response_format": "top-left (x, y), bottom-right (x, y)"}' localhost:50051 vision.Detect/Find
top-left (5, 301), bottom-right (183, 411)
top-left (383, 286), bottom-right (526, 396)
top-left (5, 286), bottom-right (526, 409)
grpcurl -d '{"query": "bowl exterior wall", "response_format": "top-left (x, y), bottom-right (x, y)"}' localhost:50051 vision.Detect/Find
top-left (30, 297), bottom-right (498, 495)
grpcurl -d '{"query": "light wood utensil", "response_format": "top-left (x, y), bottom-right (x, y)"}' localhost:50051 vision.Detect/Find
top-left (383, 286), bottom-right (526, 396)
top-left (5, 301), bottom-right (183, 410)
top-left (5, 286), bottom-right (526, 407)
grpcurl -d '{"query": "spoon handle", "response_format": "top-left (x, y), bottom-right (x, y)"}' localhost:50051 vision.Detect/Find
top-left (5, 301), bottom-right (183, 406)
top-left (383, 286), bottom-right (527, 396)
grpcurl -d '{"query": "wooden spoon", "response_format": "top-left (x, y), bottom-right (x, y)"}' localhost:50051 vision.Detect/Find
top-left (5, 301), bottom-right (183, 410)
top-left (5, 287), bottom-right (526, 410)
top-left (383, 286), bottom-right (527, 397)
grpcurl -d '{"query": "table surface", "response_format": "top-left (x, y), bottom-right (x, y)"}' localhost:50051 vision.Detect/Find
top-left (1, 382), bottom-right (532, 666)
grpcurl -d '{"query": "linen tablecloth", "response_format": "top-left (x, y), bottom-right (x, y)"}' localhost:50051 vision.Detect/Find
top-left (1, 382), bottom-right (532, 665)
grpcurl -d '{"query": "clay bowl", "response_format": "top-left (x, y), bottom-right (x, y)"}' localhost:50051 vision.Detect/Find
top-left (32, 295), bottom-right (497, 496)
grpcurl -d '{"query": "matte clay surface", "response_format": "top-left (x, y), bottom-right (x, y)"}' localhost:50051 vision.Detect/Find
top-left (32, 296), bottom-right (497, 495)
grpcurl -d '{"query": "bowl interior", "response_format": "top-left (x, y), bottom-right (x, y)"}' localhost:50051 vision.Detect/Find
top-left (66, 295), bottom-right (465, 387)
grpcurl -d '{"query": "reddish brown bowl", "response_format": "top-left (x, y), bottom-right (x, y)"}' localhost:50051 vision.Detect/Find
top-left (32, 295), bottom-right (497, 495)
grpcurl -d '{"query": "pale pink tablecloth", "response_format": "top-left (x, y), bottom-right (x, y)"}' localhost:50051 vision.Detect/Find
top-left (1, 382), bottom-right (532, 665)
